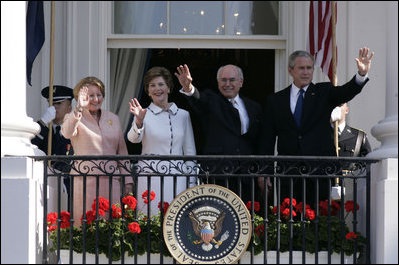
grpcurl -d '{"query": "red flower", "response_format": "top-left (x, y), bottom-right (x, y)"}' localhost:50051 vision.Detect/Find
top-left (319, 199), bottom-right (341, 216)
top-left (282, 208), bottom-right (297, 217)
top-left (91, 196), bottom-right (110, 212)
top-left (255, 224), bottom-right (265, 237)
top-left (305, 208), bottom-right (315, 220)
top-left (128, 222), bottom-right (141, 234)
top-left (294, 202), bottom-right (311, 213)
top-left (282, 198), bottom-right (297, 208)
top-left (60, 211), bottom-right (71, 228)
top-left (47, 212), bottom-right (57, 232)
top-left (122, 195), bottom-right (137, 210)
top-left (158, 201), bottom-right (170, 215)
top-left (246, 201), bottom-right (260, 212)
top-left (112, 205), bottom-right (122, 219)
top-left (345, 200), bottom-right (359, 213)
top-left (46, 211), bottom-right (70, 231)
top-left (81, 210), bottom-right (97, 225)
top-left (272, 206), bottom-right (284, 215)
top-left (346, 232), bottom-right (358, 240)
top-left (47, 212), bottom-right (57, 223)
top-left (142, 190), bottom-right (156, 204)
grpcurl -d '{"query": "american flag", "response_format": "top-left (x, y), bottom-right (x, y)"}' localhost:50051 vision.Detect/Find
top-left (308, 1), bottom-right (337, 83)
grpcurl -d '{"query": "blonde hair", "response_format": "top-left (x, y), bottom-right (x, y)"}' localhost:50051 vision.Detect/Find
top-left (73, 76), bottom-right (105, 100)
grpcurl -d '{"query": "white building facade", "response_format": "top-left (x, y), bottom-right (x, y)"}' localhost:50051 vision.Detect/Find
top-left (1, 1), bottom-right (397, 263)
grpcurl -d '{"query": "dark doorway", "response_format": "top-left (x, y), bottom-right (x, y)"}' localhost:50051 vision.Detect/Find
top-left (141, 48), bottom-right (275, 108)
top-left (127, 48), bottom-right (275, 154)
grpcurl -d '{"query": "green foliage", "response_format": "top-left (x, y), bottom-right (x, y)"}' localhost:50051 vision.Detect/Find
top-left (48, 196), bottom-right (172, 261)
top-left (252, 203), bottom-right (366, 257)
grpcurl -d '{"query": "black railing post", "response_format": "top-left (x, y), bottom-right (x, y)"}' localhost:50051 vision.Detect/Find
top-left (250, 176), bottom-right (255, 264)
top-left (302, 177), bottom-right (307, 264)
top-left (327, 179), bottom-right (331, 265)
top-left (315, 178), bottom-right (319, 264)
top-left (366, 163), bottom-right (371, 264)
top-left (276, 176), bottom-right (281, 264)
top-left (42, 158), bottom-right (48, 264)
top-left (69, 173), bottom-right (74, 264)
top-left (264, 176), bottom-right (269, 264)
top-left (289, 177), bottom-right (294, 264)
top-left (108, 174), bottom-right (113, 264)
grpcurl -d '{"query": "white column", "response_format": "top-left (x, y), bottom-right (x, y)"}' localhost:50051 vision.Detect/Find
top-left (1, 1), bottom-right (41, 157)
top-left (1, 2), bottom-right (45, 264)
top-left (368, 2), bottom-right (398, 159)
top-left (368, 3), bottom-right (398, 264)
top-left (370, 159), bottom-right (398, 264)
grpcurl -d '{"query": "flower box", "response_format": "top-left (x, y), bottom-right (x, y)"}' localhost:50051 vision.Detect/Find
top-left (48, 194), bottom-right (364, 264)
top-left (59, 250), bottom-right (357, 264)
top-left (59, 250), bottom-right (174, 264)
top-left (240, 251), bottom-right (358, 264)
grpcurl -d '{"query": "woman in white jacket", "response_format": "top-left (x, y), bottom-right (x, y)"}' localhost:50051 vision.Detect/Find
top-left (127, 66), bottom-right (197, 216)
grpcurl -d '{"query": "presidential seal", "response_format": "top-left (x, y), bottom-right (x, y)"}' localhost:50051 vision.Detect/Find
top-left (163, 184), bottom-right (252, 264)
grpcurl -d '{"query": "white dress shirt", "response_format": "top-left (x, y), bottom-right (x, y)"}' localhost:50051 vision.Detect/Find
top-left (127, 102), bottom-right (197, 216)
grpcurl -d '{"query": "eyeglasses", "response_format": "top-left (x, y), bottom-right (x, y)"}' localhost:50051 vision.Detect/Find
top-left (219, 78), bottom-right (238, 84)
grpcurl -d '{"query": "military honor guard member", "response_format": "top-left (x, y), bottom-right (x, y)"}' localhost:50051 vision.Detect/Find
top-left (31, 85), bottom-right (74, 204)
top-left (331, 102), bottom-right (371, 158)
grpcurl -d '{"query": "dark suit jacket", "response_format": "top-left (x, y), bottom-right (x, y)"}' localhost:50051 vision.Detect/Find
top-left (183, 87), bottom-right (262, 203)
top-left (184, 88), bottom-right (262, 156)
top-left (260, 76), bottom-right (369, 156)
top-left (258, 76), bottom-right (369, 206)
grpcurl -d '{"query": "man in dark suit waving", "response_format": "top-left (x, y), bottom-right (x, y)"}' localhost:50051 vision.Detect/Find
top-left (175, 64), bottom-right (262, 203)
top-left (259, 47), bottom-right (374, 208)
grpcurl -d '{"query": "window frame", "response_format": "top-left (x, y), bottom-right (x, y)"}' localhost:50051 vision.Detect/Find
top-left (103, 1), bottom-right (288, 109)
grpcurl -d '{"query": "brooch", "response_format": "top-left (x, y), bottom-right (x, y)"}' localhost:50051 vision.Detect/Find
top-left (108, 120), bottom-right (112, 126)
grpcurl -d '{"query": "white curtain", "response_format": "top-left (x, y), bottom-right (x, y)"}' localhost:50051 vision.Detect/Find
top-left (226, 1), bottom-right (253, 35)
top-left (114, 1), bottom-right (167, 34)
top-left (110, 49), bottom-right (148, 133)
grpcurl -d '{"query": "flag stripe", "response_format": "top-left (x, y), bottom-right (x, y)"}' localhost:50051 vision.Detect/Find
top-left (308, 1), bottom-right (337, 82)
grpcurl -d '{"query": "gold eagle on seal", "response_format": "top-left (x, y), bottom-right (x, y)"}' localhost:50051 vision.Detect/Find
top-left (188, 210), bottom-right (227, 251)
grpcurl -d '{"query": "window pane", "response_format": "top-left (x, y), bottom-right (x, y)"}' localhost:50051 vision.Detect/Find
top-left (170, 1), bottom-right (224, 35)
top-left (114, 1), bottom-right (167, 34)
top-left (225, 1), bottom-right (279, 35)
top-left (113, 1), bottom-right (279, 35)
top-left (251, 1), bottom-right (279, 35)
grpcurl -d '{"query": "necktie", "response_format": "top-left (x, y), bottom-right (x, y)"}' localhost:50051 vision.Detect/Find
top-left (230, 99), bottom-right (246, 134)
top-left (54, 125), bottom-right (62, 144)
top-left (293, 89), bottom-right (304, 127)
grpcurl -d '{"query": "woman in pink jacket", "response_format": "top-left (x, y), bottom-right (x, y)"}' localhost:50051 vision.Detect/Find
top-left (62, 76), bottom-right (132, 227)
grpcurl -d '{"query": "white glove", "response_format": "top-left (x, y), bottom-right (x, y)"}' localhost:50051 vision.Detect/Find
top-left (41, 106), bottom-right (56, 124)
top-left (330, 106), bottom-right (342, 122)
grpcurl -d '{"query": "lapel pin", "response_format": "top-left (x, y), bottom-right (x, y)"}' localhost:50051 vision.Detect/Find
top-left (108, 120), bottom-right (112, 126)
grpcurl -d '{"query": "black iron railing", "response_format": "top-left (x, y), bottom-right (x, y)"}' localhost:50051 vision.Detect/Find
top-left (34, 155), bottom-right (379, 264)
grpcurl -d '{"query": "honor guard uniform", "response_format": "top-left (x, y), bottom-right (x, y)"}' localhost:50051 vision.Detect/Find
top-left (338, 125), bottom-right (371, 158)
top-left (31, 85), bottom-right (74, 206)
top-left (331, 103), bottom-right (372, 173)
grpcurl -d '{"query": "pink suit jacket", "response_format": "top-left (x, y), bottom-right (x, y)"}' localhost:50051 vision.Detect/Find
top-left (62, 109), bottom-right (131, 226)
